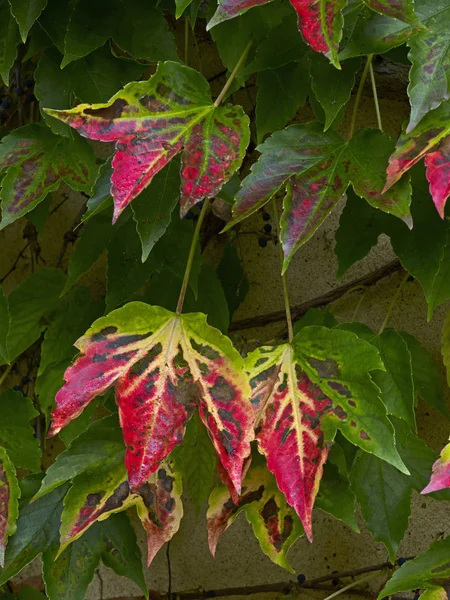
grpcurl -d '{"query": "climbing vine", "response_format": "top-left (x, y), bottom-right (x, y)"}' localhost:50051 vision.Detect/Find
top-left (1, 0), bottom-right (450, 598)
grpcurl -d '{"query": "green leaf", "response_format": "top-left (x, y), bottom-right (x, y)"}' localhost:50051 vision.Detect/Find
top-left (293, 308), bottom-right (338, 334)
top-left (371, 330), bottom-right (416, 429)
top-left (350, 450), bottom-right (412, 561)
top-left (62, 0), bottom-right (177, 66)
top-left (0, 483), bottom-right (68, 584)
top-left (309, 55), bottom-right (360, 131)
top-left (400, 332), bottom-right (449, 417)
top-left (256, 62), bottom-right (309, 143)
top-left (0, 123), bottom-right (96, 229)
top-left (217, 242), bottom-right (249, 319)
top-left (37, 0), bottom-right (71, 53)
top-left (63, 208), bottom-right (118, 296)
top-left (407, 18), bottom-right (450, 132)
top-left (0, 0), bottom-right (20, 85)
top-left (131, 160), bottom-right (180, 263)
top-left (378, 536), bottom-right (450, 598)
top-left (3, 268), bottom-right (66, 363)
top-left (35, 46), bottom-right (144, 136)
top-left (106, 218), bottom-right (164, 310)
top-left (82, 159), bottom-right (113, 223)
top-left (43, 513), bottom-right (147, 600)
top-left (315, 462), bottom-right (359, 532)
top-left (0, 447), bottom-right (20, 568)
top-left (0, 286), bottom-right (10, 364)
top-left (0, 391), bottom-right (40, 472)
top-left (33, 415), bottom-right (124, 502)
top-left (184, 265), bottom-right (230, 334)
top-left (8, 0), bottom-right (47, 42)
top-left (171, 412), bottom-right (216, 514)
top-left (26, 195), bottom-right (51, 237)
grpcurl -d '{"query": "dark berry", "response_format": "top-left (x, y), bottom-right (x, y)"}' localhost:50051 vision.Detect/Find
top-left (1, 99), bottom-right (11, 109)
top-left (16, 87), bottom-right (24, 96)
top-left (397, 556), bottom-right (407, 566)
top-left (281, 332), bottom-right (288, 340)
top-left (262, 211), bottom-right (271, 221)
top-left (205, 592), bottom-right (216, 598)
top-left (24, 78), bottom-right (34, 87)
top-left (297, 574), bottom-right (306, 584)
top-left (22, 375), bottom-right (30, 384)
top-left (13, 385), bottom-right (23, 392)
top-left (25, 93), bottom-right (36, 104)
top-left (258, 237), bottom-right (267, 248)
top-left (263, 223), bottom-right (272, 234)
top-left (185, 209), bottom-right (195, 220)
top-left (331, 579), bottom-right (339, 587)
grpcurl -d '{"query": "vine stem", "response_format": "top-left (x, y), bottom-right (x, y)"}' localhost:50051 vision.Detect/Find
top-left (378, 271), bottom-right (409, 335)
top-left (348, 54), bottom-right (373, 140)
top-left (369, 59), bottom-right (383, 131)
top-left (271, 197), bottom-right (294, 342)
top-left (214, 41), bottom-right (253, 107)
top-left (323, 571), bottom-right (384, 600)
top-left (176, 199), bottom-right (210, 314)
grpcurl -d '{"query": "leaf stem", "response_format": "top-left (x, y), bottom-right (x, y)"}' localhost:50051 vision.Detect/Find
top-left (348, 54), bottom-right (373, 140)
top-left (323, 572), bottom-right (383, 600)
top-left (369, 60), bottom-right (383, 131)
top-left (0, 364), bottom-right (13, 388)
top-left (271, 197), bottom-right (294, 342)
top-left (176, 199), bottom-right (210, 314)
top-left (214, 41), bottom-right (253, 107)
top-left (379, 271), bottom-right (409, 335)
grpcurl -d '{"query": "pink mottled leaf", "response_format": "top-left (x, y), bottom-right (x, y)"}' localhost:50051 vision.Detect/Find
top-left (59, 456), bottom-right (182, 566)
top-left (0, 447), bottom-right (19, 568)
top-left (208, 0), bottom-right (346, 68)
top-left (0, 123), bottom-right (96, 230)
top-left (245, 327), bottom-right (407, 541)
top-left (45, 61), bottom-right (250, 223)
top-left (421, 440), bottom-right (450, 494)
top-left (384, 101), bottom-right (450, 218)
top-left (207, 464), bottom-right (304, 572)
top-left (363, 0), bottom-right (421, 25)
top-left (49, 302), bottom-right (253, 495)
top-left (225, 123), bottom-right (411, 271)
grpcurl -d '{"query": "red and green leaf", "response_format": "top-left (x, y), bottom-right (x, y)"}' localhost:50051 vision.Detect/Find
top-left (49, 302), bottom-right (253, 495)
top-left (208, 0), bottom-right (346, 68)
top-left (59, 457), bottom-right (182, 566)
top-left (363, 0), bottom-right (421, 25)
top-left (0, 123), bottom-right (96, 230)
top-left (384, 101), bottom-right (450, 217)
top-left (45, 61), bottom-right (250, 222)
top-left (0, 447), bottom-right (19, 568)
top-left (421, 441), bottom-right (450, 494)
top-left (207, 464), bottom-right (303, 572)
top-left (225, 123), bottom-right (411, 271)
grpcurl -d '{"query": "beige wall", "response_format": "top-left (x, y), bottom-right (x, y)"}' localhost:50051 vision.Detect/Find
top-left (1, 61), bottom-right (450, 600)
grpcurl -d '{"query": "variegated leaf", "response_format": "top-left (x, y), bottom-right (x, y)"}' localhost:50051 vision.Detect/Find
top-left (59, 458), bottom-right (182, 566)
top-left (0, 123), bottom-right (96, 230)
top-left (384, 101), bottom-right (450, 217)
top-left (225, 123), bottom-right (411, 271)
top-left (208, 0), bottom-right (346, 68)
top-left (45, 61), bottom-right (250, 222)
top-left (421, 440), bottom-right (450, 494)
top-left (245, 326), bottom-right (407, 541)
top-left (0, 447), bottom-right (19, 568)
top-left (207, 464), bottom-right (303, 572)
top-left (49, 302), bottom-right (253, 495)
top-left (363, 0), bottom-right (421, 25)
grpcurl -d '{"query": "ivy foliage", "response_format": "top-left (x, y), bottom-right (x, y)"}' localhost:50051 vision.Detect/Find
top-left (0, 0), bottom-right (450, 597)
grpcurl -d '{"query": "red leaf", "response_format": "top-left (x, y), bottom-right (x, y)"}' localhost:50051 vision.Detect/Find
top-left (384, 102), bottom-right (450, 218)
top-left (421, 441), bottom-right (450, 494)
top-left (50, 303), bottom-right (253, 495)
top-left (363, 0), bottom-right (421, 25)
top-left (45, 61), bottom-right (249, 222)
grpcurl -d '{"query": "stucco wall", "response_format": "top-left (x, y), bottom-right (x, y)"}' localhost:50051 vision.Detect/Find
top-left (1, 53), bottom-right (450, 600)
